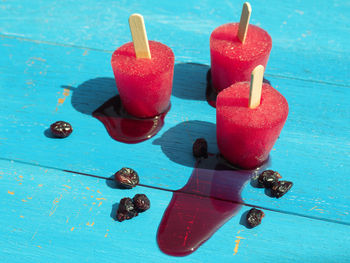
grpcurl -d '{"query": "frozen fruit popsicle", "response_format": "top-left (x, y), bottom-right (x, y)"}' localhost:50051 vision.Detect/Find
top-left (111, 14), bottom-right (175, 118)
top-left (216, 65), bottom-right (288, 169)
top-left (210, 2), bottom-right (272, 92)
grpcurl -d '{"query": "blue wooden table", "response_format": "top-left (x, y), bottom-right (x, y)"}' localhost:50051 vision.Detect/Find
top-left (1, 0), bottom-right (350, 262)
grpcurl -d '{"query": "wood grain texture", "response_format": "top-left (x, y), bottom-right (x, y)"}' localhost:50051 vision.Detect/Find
top-left (129, 14), bottom-right (151, 59)
top-left (0, 37), bottom-right (349, 226)
top-left (0, 0), bottom-right (349, 86)
top-left (1, 0), bottom-right (350, 261)
top-left (1, 160), bottom-right (350, 262)
top-left (237, 2), bottom-right (251, 44)
top-left (249, 65), bottom-right (264, 109)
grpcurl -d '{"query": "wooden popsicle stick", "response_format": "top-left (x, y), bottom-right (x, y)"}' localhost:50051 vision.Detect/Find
top-left (249, 65), bottom-right (264, 109)
top-left (129, 14), bottom-right (151, 59)
top-left (237, 2), bottom-right (252, 44)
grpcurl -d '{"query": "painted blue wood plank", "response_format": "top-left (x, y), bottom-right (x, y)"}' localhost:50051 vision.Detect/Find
top-left (1, 159), bottom-right (350, 262)
top-left (0, 0), bottom-right (349, 85)
top-left (1, 0), bottom-right (350, 261)
top-left (0, 36), bottom-right (350, 227)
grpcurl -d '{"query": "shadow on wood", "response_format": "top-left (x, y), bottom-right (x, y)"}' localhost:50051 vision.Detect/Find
top-left (153, 120), bottom-right (217, 167)
top-left (65, 77), bottom-right (117, 115)
top-left (110, 202), bottom-right (120, 221)
top-left (67, 63), bottom-right (210, 117)
top-left (43, 128), bottom-right (60, 139)
top-left (172, 63), bottom-right (209, 101)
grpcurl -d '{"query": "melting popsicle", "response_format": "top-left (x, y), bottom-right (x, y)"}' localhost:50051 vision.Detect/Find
top-left (216, 65), bottom-right (288, 169)
top-left (210, 2), bottom-right (272, 92)
top-left (111, 14), bottom-right (175, 118)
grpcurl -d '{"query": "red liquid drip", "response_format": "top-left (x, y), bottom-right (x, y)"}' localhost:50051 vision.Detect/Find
top-left (157, 154), bottom-right (262, 257)
top-left (92, 95), bottom-right (169, 144)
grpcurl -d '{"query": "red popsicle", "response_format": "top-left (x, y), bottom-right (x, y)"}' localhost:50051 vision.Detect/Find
top-left (216, 66), bottom-right (288, 169)
top-left (210, 3), bottom-right (272, 92)
top-left (111, 14), bottom-right (175, 118)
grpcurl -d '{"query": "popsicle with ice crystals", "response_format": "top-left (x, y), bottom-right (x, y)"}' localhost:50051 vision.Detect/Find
top-left (216, 65), bottom-right (288, 169)
top-left (210, 3), bottom-right (272, 92)
top-left (111, 14), bottom-right (174, 118)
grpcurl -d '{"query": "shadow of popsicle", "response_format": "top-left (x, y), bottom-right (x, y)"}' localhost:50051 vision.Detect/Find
top-left (153, 120), bottom-right (217, 168)
top-left (172, 63), bottom-right (209, 101)
top-left (64, 77), bottom-right (118, 115)
top-left (66, 63), bottom-right (209, 116)
top-left (66, 65), bottom-right (270, 116)
top-left (63, 63), bottom-right (211, 143)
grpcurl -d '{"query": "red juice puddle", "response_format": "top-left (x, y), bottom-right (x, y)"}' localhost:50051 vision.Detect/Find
top-left (157, 154), bottom-right (265, 257)
top-left (205, 69), bottom-right (271, 108)
top-left (92, 95), bottom-right (169, 144)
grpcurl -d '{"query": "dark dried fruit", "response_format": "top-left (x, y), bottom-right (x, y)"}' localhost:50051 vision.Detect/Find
top-left (271, 181), bottom-right (293, 198)
top-left (116, 197), bottom-right (138, 222)
top-left (114, 168), bottom-right (139, 188)
top-left (193, 138), bottom-right (208, 158)
top-left (50, 121), bottom-right (73, 138)
top-left (133, 194), bottom-right (150, 212)
top-left (258, 170), bottom-right (282, 188)
top-left (246, 208), bottom-right (265, 228)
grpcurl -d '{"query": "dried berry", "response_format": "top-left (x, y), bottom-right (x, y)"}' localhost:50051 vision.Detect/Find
top-left (258, 170), bottom-right (281, 188)
top-left (246, 208), bottom-right (265, 228)
top-left (271, 181), bottom-right (293, 198)
top-left (114, 168), bottom-right (139, 188)
top-left (193, 138), bottom-right (208, 158)
top-left (116, 197), bottom-right (138, 222)
top-left (133, 194), bottom-right (150, 212)
top-left (50, 121), bottom-right (73, 138)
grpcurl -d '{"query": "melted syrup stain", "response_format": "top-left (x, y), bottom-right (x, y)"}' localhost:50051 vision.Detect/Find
top-left (157, 154), bottom-right (265, 257)
top-left (205, 69), bottom-right (271, 109)
top-left (92, 95), bottom-right (169, 144)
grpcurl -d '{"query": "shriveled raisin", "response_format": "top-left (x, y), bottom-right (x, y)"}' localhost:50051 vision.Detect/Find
top-left (114, 168), bottom-right (139, 188)
top-left (246, 208), bottom-right (265, 228)
top-left (133, 194), bottom-right (150, 212)
top-left (193, 138), bottom-right (208, 158)
top-left (258, 170), bottom-right (281, 188)
top-left (271, 181), bottom-right (293, 198)
top-left (50, 121), bottom-right (73, 138)
top-left (116, 197), bottom-right (138, 222)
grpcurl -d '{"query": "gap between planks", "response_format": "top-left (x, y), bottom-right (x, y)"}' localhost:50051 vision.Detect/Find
top-left (2, 156), bottom-right (350, 227)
